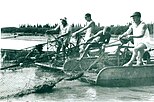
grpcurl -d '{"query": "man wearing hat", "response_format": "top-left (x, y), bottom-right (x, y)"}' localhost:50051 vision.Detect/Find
top-left (118, 12), bottom-right (151, 66)
top-left (46, 17), bottom-right (72, 60)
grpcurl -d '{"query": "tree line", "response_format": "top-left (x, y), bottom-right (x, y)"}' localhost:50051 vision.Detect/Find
top-left (1, 23), bottom-right (153, 36)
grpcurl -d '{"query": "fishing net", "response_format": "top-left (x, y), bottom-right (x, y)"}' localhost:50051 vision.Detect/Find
top-left (0, 65), bottom-right (83, 100)
top-left (0, 67), bottom-right (64, 99)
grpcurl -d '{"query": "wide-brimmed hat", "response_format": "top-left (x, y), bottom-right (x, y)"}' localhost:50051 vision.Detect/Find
top-left (131, 12), bottom-right (141, 17)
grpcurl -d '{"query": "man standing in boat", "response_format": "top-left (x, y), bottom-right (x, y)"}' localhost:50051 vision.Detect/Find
top-left (46, 17), bottom-right (72, 60)
top-left (118, 12), bottom-right (151, 66)
top-left (72, 13), bottom-right (96, 55)
top-left (78, 26), bottom-right (111, 60)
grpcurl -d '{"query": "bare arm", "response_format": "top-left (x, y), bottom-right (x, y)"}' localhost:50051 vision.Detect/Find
top-left (93, 30), bottom-right (103, 38)
top-left (72, 21), bottom-right (95, 36)
top-left (87, 30), bottom-right (103, 41)
top-left (81, 29), bottom-right (102, 43)
top-left (118, 26), bottom-right (133, 39)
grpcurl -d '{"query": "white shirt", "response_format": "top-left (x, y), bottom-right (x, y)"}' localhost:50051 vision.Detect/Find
top-left (131, 22), bottom-right (150, 46)
top-left (59, 24), bottom-right (71, 35)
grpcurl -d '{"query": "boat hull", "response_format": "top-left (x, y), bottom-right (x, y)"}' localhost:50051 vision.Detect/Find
top-left (80, 64), bottom-right (154, 87)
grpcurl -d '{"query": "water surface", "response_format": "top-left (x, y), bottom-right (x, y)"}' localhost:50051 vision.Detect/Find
top-left (1, 67), bottom-right (154, 102)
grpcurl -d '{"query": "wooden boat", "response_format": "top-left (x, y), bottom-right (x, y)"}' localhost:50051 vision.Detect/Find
top-left (33, 39), bottom-right (154, 87)
top-left (78, 45), bottom-right (154, 87)
top-left (66, 45), bottom-right (154, 87)
top-left (80, 64), bottom-right (154, 87)
top-left (35, 63), bottom-right (154, 87)
top-left (35, 60), bottom-right (154, 87)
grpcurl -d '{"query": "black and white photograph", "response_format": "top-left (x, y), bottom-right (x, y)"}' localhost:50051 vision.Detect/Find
top-left (1, 0), bottom-right (154, 101)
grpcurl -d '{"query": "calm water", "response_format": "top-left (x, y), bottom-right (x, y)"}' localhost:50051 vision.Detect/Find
top-left (1, 67), bottom-right (154, 102)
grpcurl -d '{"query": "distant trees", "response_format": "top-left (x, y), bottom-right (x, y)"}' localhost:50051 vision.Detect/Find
top-left (1, 23), bottom-right (56, 34)
top-left (1, 23), bottom-right (153, 36)
top-left (1, 27), bottom-right (17, 33)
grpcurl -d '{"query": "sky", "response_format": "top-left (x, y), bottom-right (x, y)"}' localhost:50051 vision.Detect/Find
top-left (1, 0), bottom-right (154, 27)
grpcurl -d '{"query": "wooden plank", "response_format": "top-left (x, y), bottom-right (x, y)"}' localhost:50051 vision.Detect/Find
top-left (35, 62), bottom-right (63, 70)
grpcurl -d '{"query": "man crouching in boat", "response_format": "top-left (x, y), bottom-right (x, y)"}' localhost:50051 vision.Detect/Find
top-left (118, 12), bottom-right (151, 66)
top-left (46, 17), bottom-right (72, 60)
top-left (78, 26), bottom-right (111, 60)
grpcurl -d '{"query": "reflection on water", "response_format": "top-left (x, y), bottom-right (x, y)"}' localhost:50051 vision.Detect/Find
top-left (1, 67), bottom-right (154, 101)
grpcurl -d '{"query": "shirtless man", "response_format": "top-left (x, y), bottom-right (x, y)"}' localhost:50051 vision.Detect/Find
top-left (72, 13), bottom-right (96, 53)
top-left (118, 12), bottom-right (151, 66)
